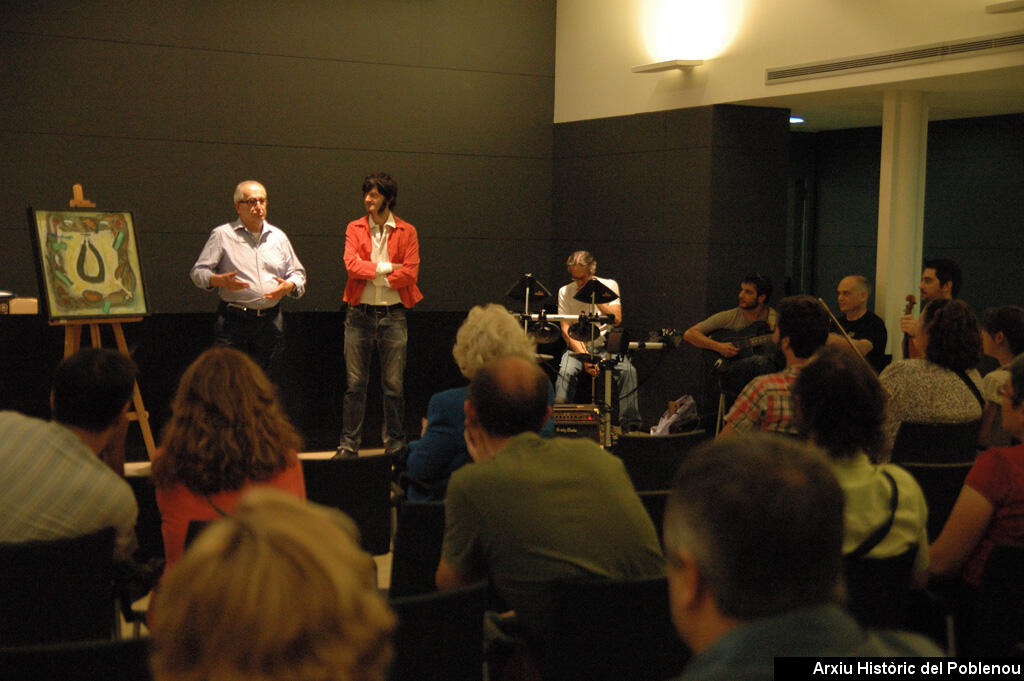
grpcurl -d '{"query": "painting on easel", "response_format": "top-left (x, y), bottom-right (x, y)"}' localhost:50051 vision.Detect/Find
top-left (28, 209), bottom-right (149, 321)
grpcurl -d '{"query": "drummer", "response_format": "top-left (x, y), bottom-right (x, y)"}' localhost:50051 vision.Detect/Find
top-left (554, 251), bottom-right (641, 432)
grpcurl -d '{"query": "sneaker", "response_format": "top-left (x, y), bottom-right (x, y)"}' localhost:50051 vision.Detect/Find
top-left (332, 447), bottom-right (358, 459)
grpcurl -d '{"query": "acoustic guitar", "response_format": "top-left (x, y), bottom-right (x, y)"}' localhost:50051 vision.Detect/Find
top-left (706, 321), bottom-right (775, 359)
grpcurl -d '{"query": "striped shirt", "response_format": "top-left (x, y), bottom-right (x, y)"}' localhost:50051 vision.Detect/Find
top-left (0, 411), bottom-right (138, 559)
top-left (724, 365), bottom-right (802, 435)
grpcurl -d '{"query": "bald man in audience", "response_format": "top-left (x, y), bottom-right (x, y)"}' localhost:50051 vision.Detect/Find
top-left (435, 356), bottom-right (662, 641)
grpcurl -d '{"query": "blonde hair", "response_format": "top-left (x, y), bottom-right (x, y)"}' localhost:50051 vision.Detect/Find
top-left (152, 347), bottom-right (302, 495)
top-left (452, 304), bottom-right (537, 379)
top-left (150, 489), bottom-right (395, 681)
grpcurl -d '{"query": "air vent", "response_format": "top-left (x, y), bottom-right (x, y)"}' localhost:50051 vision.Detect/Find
top-left (766, 31), bottom-right (1024, 84)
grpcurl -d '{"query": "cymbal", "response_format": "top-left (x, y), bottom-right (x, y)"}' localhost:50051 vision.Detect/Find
top-left (505, 273), bottom-right (551, 301)
top-left (573, 278), bottom-right (618, 304)
top-left (527, 321), bottom-right (561, 344)
top-left (567, 321), bottom-right (599, 342)
top-left (571, 352), bottom-right (603, 364)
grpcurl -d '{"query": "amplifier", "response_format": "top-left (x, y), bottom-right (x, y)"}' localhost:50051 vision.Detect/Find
top-left (552, 404), bottom-right (601, 442)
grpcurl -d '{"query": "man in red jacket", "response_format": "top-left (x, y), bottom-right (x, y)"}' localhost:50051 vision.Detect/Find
top-left (336, 172), bottom-right (423, 459)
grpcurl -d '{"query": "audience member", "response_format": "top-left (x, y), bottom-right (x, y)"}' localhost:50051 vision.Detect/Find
top-left (663, 435), bottom-right (941, 680)
top-left (977, 305), bottom-right (1024, 447)
top-left (718, 294), bottom-right (829, 437)
top-left (150, 488), bottom-right (394, 681)
top-left (879, 298), bottom-right (983, 455)
top-left (151, 347), bottom-right (306, 571)
top-left (405, 304), bottom-right (554, 501)
top-left (0, 348), bottom-right (138, 560)
top-left (795, 346), bottom-right (930, 587)
top-left (435, 356), bottom-right (662, 642)
top-left (930, 353), bottom-right (1024, 587)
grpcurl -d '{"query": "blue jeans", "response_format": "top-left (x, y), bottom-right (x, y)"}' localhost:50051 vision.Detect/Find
top-left (340, 304), bottom-right (408, 452)
top-left (555, 350), bottom-right (641, 430)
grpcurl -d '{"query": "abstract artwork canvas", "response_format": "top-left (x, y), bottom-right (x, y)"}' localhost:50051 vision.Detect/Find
top-left (29, 209), bottom-right (148, 321)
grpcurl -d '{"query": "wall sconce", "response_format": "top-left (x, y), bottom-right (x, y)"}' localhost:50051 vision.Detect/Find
top-left (631, 59), bottom-right (704, 73)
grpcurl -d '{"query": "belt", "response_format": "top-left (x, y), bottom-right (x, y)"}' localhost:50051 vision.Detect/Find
top-left (354, 303), bottom-right (403, 313)
top-left (222, 302), bottom-right (279, 317)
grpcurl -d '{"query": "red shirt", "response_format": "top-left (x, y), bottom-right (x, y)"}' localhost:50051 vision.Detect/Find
top-left (963, 443), bottom-right (1024, 587)
top-left (154, 452), bottom-right (306, 570)
top-left (343, 215), bottom-right (423, 308)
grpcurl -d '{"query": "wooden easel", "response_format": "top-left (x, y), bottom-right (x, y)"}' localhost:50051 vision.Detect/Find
top-left (57, 317), bottom-right (156, 459)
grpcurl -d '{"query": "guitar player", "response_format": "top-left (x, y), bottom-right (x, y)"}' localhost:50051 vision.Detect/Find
top-left (683, 273), bottom-right (778, 357)
top-left (683, 274), bottom-right (780, 429)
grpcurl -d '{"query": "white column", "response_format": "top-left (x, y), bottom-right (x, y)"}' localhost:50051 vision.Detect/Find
top-left (874, 90), bottom-right (928, 357)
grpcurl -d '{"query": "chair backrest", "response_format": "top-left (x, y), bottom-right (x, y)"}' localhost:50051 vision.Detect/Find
top-left (842, 546), bottom-right (918, 630)
top-left (638, 490), bottom-right (670, 547)
top-left (611, 431), bottom-right (708, 491)
top-left (0, 636), bottom-right (151, 681)
top-left (389, 501), bottom-right (446, 599)
top-left (301, 454), bottom-right (393, 555)
top-left (971, 543), bottom-right (1024, 657)
top-left (126, 475), bottom-right (164, 563)
top-left (891, 421), bottom-right (980, 465)
top-left (898, 462), bottom-right (974, 542)
top-left (0, 527), bottom-right (116, 645)
top-left (542, 574), bottom-right (690, 681)
top-left (388, 580), bottom-right (488, 681)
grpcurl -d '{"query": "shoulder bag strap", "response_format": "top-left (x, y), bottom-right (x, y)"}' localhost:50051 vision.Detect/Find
top-left (848, 470), bottom-right (899, 559)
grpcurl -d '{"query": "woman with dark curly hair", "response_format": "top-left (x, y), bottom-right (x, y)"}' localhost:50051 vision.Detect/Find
top-left (795, 346), bottom-right (929, 587)
top-left (879, 298), bottom-right (983, 456)
top-left (151, 347), bottom-right (306, 571)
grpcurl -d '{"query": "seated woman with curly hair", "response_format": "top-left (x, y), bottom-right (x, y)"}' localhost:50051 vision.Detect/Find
top-left (404, 303), bottom-right (554, 501)
top-left (150, 488), bottom-right (394, 681)
top-left (795, 345), bottom-right (930, 588)
top-left (151, 347), bottom-right (306, 571)
top-left (879, 298), bottom-right (983, 457)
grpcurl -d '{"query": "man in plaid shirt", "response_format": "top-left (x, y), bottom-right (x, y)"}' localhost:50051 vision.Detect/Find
top-left (718, 296), bottom-right (830, 438)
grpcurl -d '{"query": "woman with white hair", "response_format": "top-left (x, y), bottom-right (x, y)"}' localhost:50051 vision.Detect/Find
top-left (149, 488), bottom-right (395, 681)
top-left (404, 304), bottom-right (554, 500)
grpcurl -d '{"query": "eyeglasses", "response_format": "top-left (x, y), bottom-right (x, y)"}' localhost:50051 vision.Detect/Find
top-left (238, 197), bottom-right (267, 206)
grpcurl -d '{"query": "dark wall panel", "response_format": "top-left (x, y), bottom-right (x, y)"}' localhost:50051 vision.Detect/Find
top-left (808, 113), bottom-right (1024, 313)
top-left (1, 1), bottom-right (555, 313)
top-left (553, 104), bottom-right (790, 425)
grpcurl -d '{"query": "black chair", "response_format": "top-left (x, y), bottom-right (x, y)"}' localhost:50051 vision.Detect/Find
top-left (389, 501), bottom-right (446, 598)
top-left (541, 574), bottom-right (690, 681)
top-left (388, 580), bottom-right (488, 681)
top-left (898, 462), bottom-right (973, 542)
top-left (0, 637), bottom-right (151, 681)
top-left (638, 490), bottom-right (670, 546)
top-left (971, 543), bottom-right (1024, 657)
top-left (843, 546), bottom-right (918, 630)
top-left (891, 421), bottom-right (980, 465)
top-left (0, 528), bottom-right (116, 645)
top-left (892, 421), bottom-right (980, 541)
top-left (125, 475), bottom-right (164, 564)
top-left (611, 431), bottom-right (708, 491)
top-left (301, 454), bottom-right (393, 555)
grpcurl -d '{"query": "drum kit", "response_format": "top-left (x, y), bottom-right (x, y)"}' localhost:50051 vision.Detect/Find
top-left (505, 273), bottom-right (678, 445)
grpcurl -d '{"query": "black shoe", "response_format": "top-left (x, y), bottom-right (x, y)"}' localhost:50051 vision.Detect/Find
top-left (333, 447), bottom-right (358, 459)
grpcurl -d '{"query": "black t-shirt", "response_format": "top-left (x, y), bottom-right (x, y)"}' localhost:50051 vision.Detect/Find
top-left (839, 311), bottom-right (889, 372)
